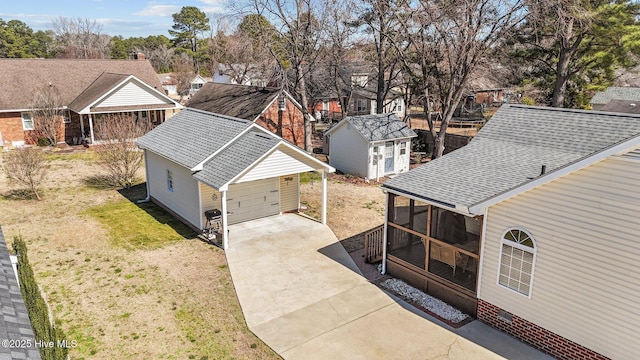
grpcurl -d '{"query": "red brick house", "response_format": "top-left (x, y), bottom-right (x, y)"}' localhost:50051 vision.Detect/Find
top-left (186, 83), bottom-right (306, 148)
top-left (0, 59), bottom-right (182, 148)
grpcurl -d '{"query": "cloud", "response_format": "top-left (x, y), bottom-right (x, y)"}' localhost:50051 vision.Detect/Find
top-left (135, 5), bottom-right (182, 17)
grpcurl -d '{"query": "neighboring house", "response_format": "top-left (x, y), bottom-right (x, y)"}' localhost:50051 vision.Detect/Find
top-left (187, 83), bottom-right (307, 148)
top-left (212, 63), bottom-right (270, 87)
top-left (189, 74), bottom-right (208, 96)
top-left (325, 114), bottom-right (416, 181)
top-left (378, 104), bottom-right (640, 360)
top-left (136, 108), bottom-right (334, 250)
top-left (349, 87), bottom-right (406, 119)
top-left (0, 227), bottom-right (41, 359)
top-left (159, 74), bottom-right (178, 96)
top-left (0, 59), bottom-right (182, 147)
top-left (310, 94), bottom-right (343, 123)
top-left (590, 86), bottom-right (640, 113)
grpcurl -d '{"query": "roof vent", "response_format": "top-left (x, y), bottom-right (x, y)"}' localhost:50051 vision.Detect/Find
top-left (630, 103), bottom-right (636, 108)
top-left (540, 165), bottom-right (547, 176)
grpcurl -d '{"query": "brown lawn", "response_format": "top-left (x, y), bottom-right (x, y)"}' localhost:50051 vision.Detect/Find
top-left (0, 149), bottom-right (387, 360)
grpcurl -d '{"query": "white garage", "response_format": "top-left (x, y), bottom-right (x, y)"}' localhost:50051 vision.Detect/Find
top-left (137, 108), bottom-right (334, 250)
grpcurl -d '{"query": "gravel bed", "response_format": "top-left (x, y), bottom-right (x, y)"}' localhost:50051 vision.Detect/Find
top-left (379, 278), bottom-right (469, 323)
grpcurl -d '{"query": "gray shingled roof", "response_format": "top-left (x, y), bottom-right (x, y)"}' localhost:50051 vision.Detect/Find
top-left (0, 227), bottom-right (41, 360)
top-left (591, 87), bottom-right (640, 105)
top-left (382, 105), bottom-right (640, 212)
top-left (0, 59), bottom-right (164, 111)
top-left (193, 130), bottom-right (280, 188)
top-left (67, 72), bottom-right (129, 112)
top-left (136, 108), bottom-right (253, 169)
top-left (186, 83), bottom-right (283, 121)
top-left (332, 113), bottom-right (417, 142)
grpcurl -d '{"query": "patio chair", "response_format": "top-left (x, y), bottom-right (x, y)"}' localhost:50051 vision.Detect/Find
top-left (430, 242), bottom-right (458, 276)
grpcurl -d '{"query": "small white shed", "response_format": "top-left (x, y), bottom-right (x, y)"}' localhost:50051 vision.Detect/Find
top-left (325, 113), bottom-right (417, 180)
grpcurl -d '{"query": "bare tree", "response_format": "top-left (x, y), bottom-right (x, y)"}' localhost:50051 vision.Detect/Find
top-left (93, 114), bottom-right (150, 189)
top-left (396, 0), bottom-right (526, 158)
top-left (252, 0), bottom-right (326, 152)
top-left (30, 84), bottom-right (64, 146)
top-left (2, 147), bottom-right (49, 200)
top-left (51, 17), bottom-right (108, 59)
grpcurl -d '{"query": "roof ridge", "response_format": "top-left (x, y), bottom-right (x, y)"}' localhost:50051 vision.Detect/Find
top-left (183, 107), bottom-right (253, 125)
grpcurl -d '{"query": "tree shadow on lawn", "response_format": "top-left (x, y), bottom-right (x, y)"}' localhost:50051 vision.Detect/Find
top-left (1, 189), bottom-right (38, 201)
top-left (115, 183), bottom-right (198, 240)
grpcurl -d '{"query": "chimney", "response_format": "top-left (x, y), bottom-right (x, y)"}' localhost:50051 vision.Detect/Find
top-left (135, 52), bottom-right (146, 60)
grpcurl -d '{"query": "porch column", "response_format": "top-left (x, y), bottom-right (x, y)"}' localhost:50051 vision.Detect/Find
top-left (381, 191), bottom-right (389, 274)
top-left (321, 169), bottom-right (328, 225)
top-left (221, 190), bottom-right (229, 250)
top-left (88, 114), bottom-right (95, 144)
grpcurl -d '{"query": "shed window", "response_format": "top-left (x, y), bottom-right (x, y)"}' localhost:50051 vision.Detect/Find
top-left (21, 113), bottom-right (34, 130)
top-left (167, 169), bottom-right (174, 192)
top-left (498, 228), bottom-right (536, 297)
top-left (400, 142), bottom-right (407, 155)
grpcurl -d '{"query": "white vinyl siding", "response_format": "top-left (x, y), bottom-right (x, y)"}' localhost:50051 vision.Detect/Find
top-left (279, 174), bottom-right (299, 212)
top-left (328, 123), bottom-right (370, 178)
top-left (236, 147), bottom-right (315, 184)
top-left (95, 81), bottom-right (169, 108)
top-left (145, 151), bottom-right (201, 229)
top-left (480, 156), bottom-right (640, 359)
top-left (200, 182), bottom-right (222, 229)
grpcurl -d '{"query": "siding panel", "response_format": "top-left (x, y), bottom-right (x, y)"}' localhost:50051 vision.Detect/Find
top-left (146, 151), bottom-right (201, 229)
top-left (280, 174), bottom-right (299, 212)
top-left (97, 82), bottom-right (168, 107)
top-left (480, 157), bottom-right (640, 359)
top-left (236, 147), bottom-right (315, 183)
top-left (329, 123), bottom-right (369, 177)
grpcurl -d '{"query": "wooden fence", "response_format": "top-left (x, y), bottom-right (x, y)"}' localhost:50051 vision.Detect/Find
top-left (364, 225), bottom-right (384, 263)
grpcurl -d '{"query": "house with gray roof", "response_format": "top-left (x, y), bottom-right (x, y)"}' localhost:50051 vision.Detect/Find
top-left (375, 104), bottom-right (640, 359)
top-left (590, 86), bottom-right (640, 113)
top-left (0, 227), bottom-right (41, 359)
top-left (136, 108), bottom-right (334, 250)
top-left (324, 113), bottom-right (416, 180)
top-left (0, 58), bottom-right (182, 148)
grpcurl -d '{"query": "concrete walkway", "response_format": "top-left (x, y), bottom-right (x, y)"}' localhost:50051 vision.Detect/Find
top-left (226, 214), bottom-right (553, 359)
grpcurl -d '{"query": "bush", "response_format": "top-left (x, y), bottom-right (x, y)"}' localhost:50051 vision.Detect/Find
top-left (12, 236), bottom-right (68, 360)
top-left (2, 147), bottom-right (49, 200)
top-left (37, 138), bottom-right (52, 147)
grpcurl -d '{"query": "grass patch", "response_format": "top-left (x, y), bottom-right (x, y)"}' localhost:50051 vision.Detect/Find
top-left (84, 199), bottom-right (197, 250)
top-left (45, 151), bottom-right (96, 162)
top-left (300, 171), bottom-right (321, 184)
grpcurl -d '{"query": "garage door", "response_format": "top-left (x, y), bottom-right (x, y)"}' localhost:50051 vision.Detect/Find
top-left (227, 178), bottom-right (280, 224)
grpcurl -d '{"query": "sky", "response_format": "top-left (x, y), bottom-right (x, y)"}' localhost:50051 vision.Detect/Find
top-left (0, 0), bottom-right (237, 38)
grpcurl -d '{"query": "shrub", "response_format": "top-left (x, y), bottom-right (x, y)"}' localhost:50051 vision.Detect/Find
top-left (13, 236), bottom-right (68, 360)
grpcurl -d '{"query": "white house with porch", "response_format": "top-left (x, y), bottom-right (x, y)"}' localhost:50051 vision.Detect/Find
top-left (136, 108), bottom-right (334, 250)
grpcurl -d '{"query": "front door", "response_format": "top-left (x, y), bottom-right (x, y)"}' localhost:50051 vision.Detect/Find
top-left (384, 141), bottom-right (394, 173)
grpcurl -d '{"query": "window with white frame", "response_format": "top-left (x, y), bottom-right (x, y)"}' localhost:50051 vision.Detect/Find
top-left (400, 141), bottom-right (407, 155)
top-left (356, 99), bottom-right (367, 112)
top-left (498, 228), bottom-right (536, 297)
top-left (21, 113), bottom-right (34, 130)
top-left (391, 98), bottom-right (403, 112)
top-left (278, 96), bottom-right (286, 110)
top-left (62, 110), bottom-right (71, 123)
top-left (167, 169), bottom-right (174, 192)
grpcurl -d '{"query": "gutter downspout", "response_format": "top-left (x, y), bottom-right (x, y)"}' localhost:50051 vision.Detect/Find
top-left (381, 190), bottom-right (389, 275)
top-left (221, 190), bottom-right (229, 250)
top-left (137, 150), bottom-right (151, 203)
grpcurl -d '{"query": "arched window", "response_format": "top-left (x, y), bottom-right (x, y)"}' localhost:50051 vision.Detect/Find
top-left (498, 228), bottom-right (536, 297)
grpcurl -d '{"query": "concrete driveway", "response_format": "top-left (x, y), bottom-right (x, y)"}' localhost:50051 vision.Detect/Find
top-left (226, 214), bottom-right (552, 359)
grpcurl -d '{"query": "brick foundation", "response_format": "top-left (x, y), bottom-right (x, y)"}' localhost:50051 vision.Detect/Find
top-left (477, 299), bottom-right (610, 360)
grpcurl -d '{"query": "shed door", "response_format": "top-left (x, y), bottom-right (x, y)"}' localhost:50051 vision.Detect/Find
top-left (384, 141), bottom-right (394, 173)
top-left (227, 178), bottom-right (280, 224)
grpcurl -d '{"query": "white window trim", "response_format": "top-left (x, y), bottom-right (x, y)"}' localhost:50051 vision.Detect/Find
top-left (21, 113), bottom-right (34, 130)
top-left (497, 227), bottom-right (537, 298)
top-left (167, 169), bottom-right (174, 192)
